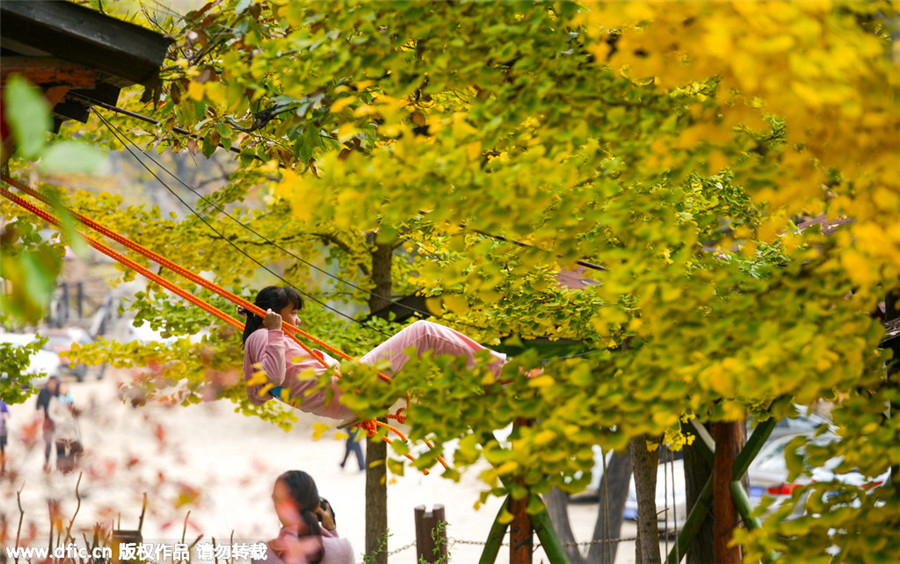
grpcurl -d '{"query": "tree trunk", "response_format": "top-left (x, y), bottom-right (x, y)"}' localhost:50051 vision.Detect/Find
top-left (545, 447), bottom-right (633, 564)
top-left (367, 242), bottom-right (393, 313)
top-left (631, 436), bottom-right (661, 564)
top-left (509, 493), bottom-right (533, 564)
top-left (588, 446), bottom-right (633, 564)
top-left (365, 241), bottom-right (393, 564)
top-left (683, 430), bottom-right (714, 564)
top-left (545, 488), bottom-right (586, 564)
top-left (365, 434), bottom-right (388, 564)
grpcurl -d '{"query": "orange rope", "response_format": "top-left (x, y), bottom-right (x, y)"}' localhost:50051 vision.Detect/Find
top-left (1, 175), bottom-right (394, 383)
top-left (376, 420), bottom-right (409, 443)
top-left (0, 185), bottom-right (245, 332)
top-left (0, 178), bottom-right (448, 470)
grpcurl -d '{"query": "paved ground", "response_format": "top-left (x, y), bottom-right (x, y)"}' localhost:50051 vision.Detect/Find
top-left (1, 372), bottom-right (656, 563)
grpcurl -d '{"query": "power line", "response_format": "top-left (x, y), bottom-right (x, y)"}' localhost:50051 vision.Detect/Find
top-left (93, 109), bottom-right (459, 327)
top-left (95, 111), bottom-right (394, 337)
top-left (79, 97), bottom-right (608, 273)
top-left (89, 105), bottom-right (607, 345)
top-left (89, 107), bottom-right (523, 336)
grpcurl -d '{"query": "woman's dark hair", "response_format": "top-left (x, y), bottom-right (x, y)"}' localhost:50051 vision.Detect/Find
top-left (278, 470), bottom-right (323, 562)
top-left (241, 286), bottom-right (304, 345)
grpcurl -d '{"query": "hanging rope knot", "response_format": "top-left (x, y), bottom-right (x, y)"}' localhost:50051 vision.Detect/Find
top-left (360, 419), bottom-right (378, 437)
top-left (388, 407), bottom-right (407, 424)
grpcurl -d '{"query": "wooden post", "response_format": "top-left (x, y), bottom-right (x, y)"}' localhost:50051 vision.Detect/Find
top-left (508, 419), bottom-right (534, 564)
top-left (111, 530), bottom-right (141, 564)
top-left (415, 504), bottom-right (448, 563)
top-left (712, 422), bottom-right (742, 564)
top-left (509, 493), bottom-right (532, 564)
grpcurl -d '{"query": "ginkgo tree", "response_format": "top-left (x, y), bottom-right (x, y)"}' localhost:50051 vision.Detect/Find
top-left (5, 0), bottom-right (899, 562)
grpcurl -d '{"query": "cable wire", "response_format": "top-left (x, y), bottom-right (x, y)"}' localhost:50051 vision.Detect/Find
top-left (95, 108), bottom-right (505, 334)
top-left (1, 181), bottom-right (451, 468)
top-left (95, 108), bottom-right (604, 358)
top-left (95, 111), bottom-right (393, 338)
top-left (85, 100), bottom-right (608, 272)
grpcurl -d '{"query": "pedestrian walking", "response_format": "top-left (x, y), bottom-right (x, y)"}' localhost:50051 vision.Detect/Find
top-left (339, 427), bottom-right (365, 471)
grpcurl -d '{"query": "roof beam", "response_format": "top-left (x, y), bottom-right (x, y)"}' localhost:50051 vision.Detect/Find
top-left (0, 1), bottom-right (172, 88)
top-left (1, 56), bottom-right (97, 89)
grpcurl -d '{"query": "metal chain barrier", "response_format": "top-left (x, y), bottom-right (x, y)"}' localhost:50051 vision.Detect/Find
top-left (385, 535), bottom-right (638, 554)
top-left (385, 541), bottom-right (417, 558)
top-left (555, 537), bottom-right (638, 547)
top-left (449, 537), bottom-right (508, 547)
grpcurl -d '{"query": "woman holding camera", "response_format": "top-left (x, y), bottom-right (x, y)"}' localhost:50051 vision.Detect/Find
top-left (253, 470), bottom-right (353, 564)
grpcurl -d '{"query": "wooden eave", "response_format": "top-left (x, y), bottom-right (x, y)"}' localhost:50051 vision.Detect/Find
top-left (0, 0), bottom-right (172, 128)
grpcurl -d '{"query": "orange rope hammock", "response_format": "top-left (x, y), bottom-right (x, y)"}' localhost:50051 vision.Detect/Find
top-left (0, 176), bottom-right (446, 471)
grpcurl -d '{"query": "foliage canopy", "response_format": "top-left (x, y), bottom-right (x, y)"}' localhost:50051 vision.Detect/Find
top-left (3, 1), bottom-right (899, 560)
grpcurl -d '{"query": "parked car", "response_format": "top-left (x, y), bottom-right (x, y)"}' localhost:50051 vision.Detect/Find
top-left (40, 327), bottom-right (96, 381)
top-left (597, 405), bottom-right (836, 531)
top-left (127, 320), bottom-right (209, 344)
top-left (746, 404), bottom-right (835, 441)
top-left (746, 431), bottom-right (888, 517)
top-left (0, 332), bottom-right (62, 387)
top-left (579, 445), bottom-right (688, 530)
top-left (622, 448), bottom-right (688, 531)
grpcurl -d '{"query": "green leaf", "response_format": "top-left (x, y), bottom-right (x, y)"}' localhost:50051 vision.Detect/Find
top-left (390, 438), bottom-right (410, 456)
top-left (43, 189), bottom-right (88, 256)
top-left (387, 457), bottom-right (405, 476)
top-left (0, 247), bottom-right (62, 323)
top-left (3, 75), bottom-right (52, 159)
top-left (526, 493), bottom-right (545, 515)
top-left (38, 141), bottom-right (107, 174)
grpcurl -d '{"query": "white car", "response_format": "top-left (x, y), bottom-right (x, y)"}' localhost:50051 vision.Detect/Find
top-left (595, 406), bottom-right (835, 530)
top-left (622, 451), bottom-right (688, 530)
top-left (747, 432), bottom-right (888, 516)
top-left (583, 445), bottom-right (688, 531)
top-left (0, 332), bottom-right (62, 387)
top-left (40, 326), bottom-right (95, 381)
top-left (127, 320), bottom-right (209, 344)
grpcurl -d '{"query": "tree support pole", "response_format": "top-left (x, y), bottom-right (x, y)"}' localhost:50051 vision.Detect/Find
top-left (729, 481), bottom-right (762, 530)
top-left (478, 493), bottom-right (571, 564)
top-left (478, 423), bottom-right (569, 564)
top-left (530, 499), bottom-right (572, 564)
top-left (667, 417), bottom-right (776, 564)
top-left (479, 498), bottom-right (511, 564)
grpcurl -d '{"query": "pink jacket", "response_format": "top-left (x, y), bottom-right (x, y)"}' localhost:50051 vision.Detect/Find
top-left (243, 329), bottom-right (355, 420)
top-left (253, 527), bottom-right (354, 564)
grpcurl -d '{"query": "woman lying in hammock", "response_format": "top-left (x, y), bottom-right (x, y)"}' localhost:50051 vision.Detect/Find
top-left (241, 286), bottom-right (507, 421)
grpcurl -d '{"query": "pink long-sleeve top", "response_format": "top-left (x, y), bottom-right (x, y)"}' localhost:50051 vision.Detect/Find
top-left (243, 328), bottom-right (355, 420)
top-left (253, 527), bottom-right (354, 564)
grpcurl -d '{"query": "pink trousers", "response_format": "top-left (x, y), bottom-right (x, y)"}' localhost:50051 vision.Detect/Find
top-left (359, 320), bottom-right (507, 377)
